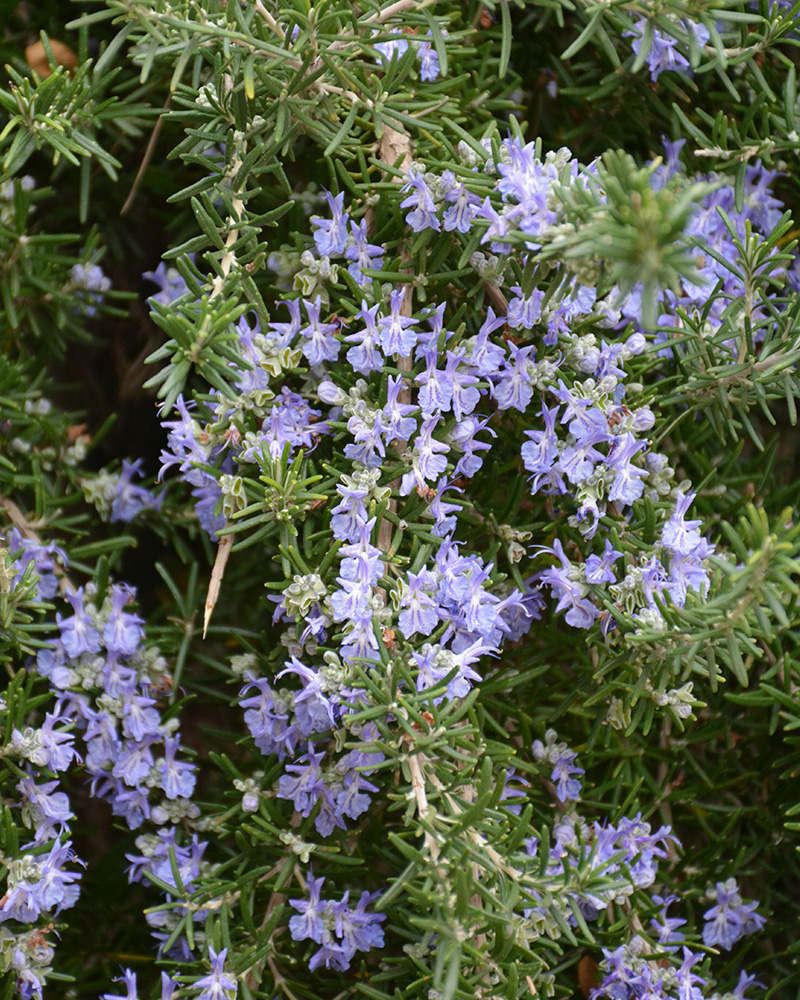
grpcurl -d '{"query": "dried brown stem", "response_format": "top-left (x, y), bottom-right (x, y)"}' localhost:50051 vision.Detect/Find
top-left (120, 94), bottom-right (171, 216)
top-left (203, 532), bottom-right (233, 638)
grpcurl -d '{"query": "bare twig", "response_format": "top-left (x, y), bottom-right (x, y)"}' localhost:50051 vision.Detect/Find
top-left (365, 0), bottom-right (439, 26)
top-left (254, 0), bottom-right (286, 39)
top-left (203, 533), bottom-right (233, 638)
top-left (120, 94), bottom-right (171, 216)
top-left (406, 752), bottom-right (442, 862)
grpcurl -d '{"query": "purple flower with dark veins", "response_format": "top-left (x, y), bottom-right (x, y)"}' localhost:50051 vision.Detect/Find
top-left (102, 968), bottom-right (138, 1000)
top-left (378, 288), bottom-right (418, 356)
top-left (104, 584), bottom-right (144, 656)
top-left (299, 297), bottom-right (340, 366)
top-left (399, 169), bottom-right (441, 233)
top-left (345, 301), bottom-right (384, 374)
top-left (278, 745), bottom-right (327, 816)
top-left (194, 946), bottom-right (238, 1000)
top-left (346, 220), bottom-right (384, 286)
top-left (311, 190), bottom-right (350, 257)
top-left (57, 588), bottom-right (101, 659)
top-left (702, 879), bottom-right (765, 951)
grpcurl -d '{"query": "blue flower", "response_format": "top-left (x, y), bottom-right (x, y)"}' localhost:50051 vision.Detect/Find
top-left (446, 351), bottom-right (481, 420)
top-left (278, 745), bottom-right (327, 817)
top-left (441, 172), bottom-right (478, 231)
top-left (158, 736), bottom-right (197, 800)
top-left (299, 297), bottom-right (340, 366)
top-left (399, 170), bottom-right (440, 233)
top-left (0, 839), bottom-right (82, 924)
top-left (102, 968), bottom-right (138, 1000)
top-left (345, 301), bottom-right (385, 374)
top-left (276, 656), bottom-right (337, 735)
top-left (494, 342), bottom-right (534, 412)
top-left (417, 38), bottom-right (441, 82)
top-left (240, 677), bottom-right (298, 759)
top-left (451, 415), bottom-right (496, 479)
top-left (144, 261), bottom-right (190, 307)
top-left (532, 730), bottom-right (584, 801)
top-left (103, 584), bottom-right (144, 656)
top-left (57, 587), bottom-right (102, 659)
top-left (373, 35), bottom-right (409, 62)
top-left (398, 569), bottom-right (440, 637)
top-left (289, 870), bottom-right (327, 943)
top-left (413, 416), bottom-right (450, 483)
top-left (383, 374), bottom-right (417, 442)
top-left (17, 776), bottom-right (74, 842)
top-left (193, 946), bottom-right (238, 1000)
top-left (311, 190), bottom-right (350, 257)
top-left (536, 539), bottom-right (599, 629)
top-left (607, 432), bottom-right (649, 506)
top-left (467, 308), bottom-right (506, 378)
top-left (649, 894), bottom-right (686, 949)
top-left (109, 459), bottom-right (163, 523)
top-left (662, 490), bottom-right (703, 555)
top-left (417, 346), bottom-right (453, 416)
top-left (267, 298), bottom-right (303, 346)
top-left (378, 288), bottom-right (419, 356)
top-left (71, 261), bottom-right (111, 316)
top-left (8, 530), bottom-right (67, 601)
top-left (624, 16), bottom-right (710, 82)
top-left (507, 287), bottom-right (544, 330)
top-left (345, 220), bottom-right (384, 286)
top-left (330, 483), bottom-right (369, 542)
top-left (702, 879), bottom-right (766, 950)
top-left (585, 540), bottom-right (622, 585)
top-left (289, 871), bottom-right (385, 972)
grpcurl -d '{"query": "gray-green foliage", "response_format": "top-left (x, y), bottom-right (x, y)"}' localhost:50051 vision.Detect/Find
top-left (0, 0), bottom-right (800, 998)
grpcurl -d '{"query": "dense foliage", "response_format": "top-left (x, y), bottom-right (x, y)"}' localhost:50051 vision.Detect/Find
top-left (1, 1), bottom-right (800, 998)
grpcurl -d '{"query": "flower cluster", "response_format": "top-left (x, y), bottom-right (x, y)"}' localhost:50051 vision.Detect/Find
top-left (522, 810), bottom-right (677, 932)
top-left (589, 878), bottom-right (765, 998)
top-left (0, 840), bottom-right (82, 926)
top-left (241, 654), bottom-right (385, 838)
top-left (702, 880), bottom-right (766, 951)
top-left (373, 30), bottom-right (442, 81)
top-left (3, 0), bottom-right (796, 996)
top-left (69, 262), bottom-right (111, 317)
top-left (81, 459), bottom-right (163, 523)
top-left (624, 16), bottom-right (710, 81)
top-left (145, 79), bottom-right (788, 1000)
top-left (531, 729), bottom-right (584, 801)
top-left (0, 548), bottom-right (83, 998)
top-left (389, 137), bottom-right (798, 631)
top-left (8, 530), bottom-right (66, 601)
top-left (289, 871), bottom-right (386, 972)
top-left (594, 939), bottom-right (763, 1000)
top-left (34, 581), bottom-right (205, 956)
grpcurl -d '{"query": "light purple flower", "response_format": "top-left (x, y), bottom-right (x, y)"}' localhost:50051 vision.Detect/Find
top-left (345, 220), bottom-right (384, 286)
top-left (57, 588), bottom-right (101, 659)
top-left (311, 190), bottom-right (350, 257)
top-left (299, 297), bottom-right (340, 366)
top-left (625, 16), bottom-right (710, 82)
top-left (110, 459), bottom-right (163, 522)
top-left (378, 288), bottom-right (418, 356)
top-left (278, 745), bottom-right (327, 817)
top-left (194, 946), bottom-right (238, 1000)
top-left (399, 170), bottom-right (441, 233)
top-left (102, 968), bottom-right (138, 1000)
top-left (289, 871), bottom-right (385, 972)
top-left (702, 879), bottom-right (765, 950)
